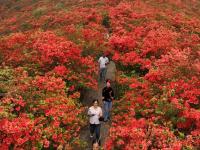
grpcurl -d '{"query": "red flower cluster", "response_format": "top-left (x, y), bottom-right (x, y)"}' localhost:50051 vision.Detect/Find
top-left (0, 0), bottom-right (200, 149)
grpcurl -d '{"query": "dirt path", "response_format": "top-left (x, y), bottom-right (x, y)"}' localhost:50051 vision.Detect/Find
top-left (79, 61), bottom-right (116, 150)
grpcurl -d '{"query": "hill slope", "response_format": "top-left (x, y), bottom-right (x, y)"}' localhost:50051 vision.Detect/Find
top-left (0, 0), bottom-right (200, 149)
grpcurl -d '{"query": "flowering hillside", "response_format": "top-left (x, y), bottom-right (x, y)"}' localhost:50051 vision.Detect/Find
top-left (0, 0), bottom-right (200, 149)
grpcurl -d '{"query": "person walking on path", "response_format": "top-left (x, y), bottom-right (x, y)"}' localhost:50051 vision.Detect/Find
top-left (98, 54), bottom-right (109, 82)
top-left (92, 139), bottom-right (100, 150)
top-left (88, 99), bottom-right (103, 142)
top-left (102, 79), bottom-right (114, 122)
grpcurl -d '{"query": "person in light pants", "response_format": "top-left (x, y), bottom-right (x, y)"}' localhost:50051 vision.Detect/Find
top-left (98, 54), bottom-right (109, 82)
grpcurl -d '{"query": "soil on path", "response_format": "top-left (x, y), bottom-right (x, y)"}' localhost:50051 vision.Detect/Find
top-left (79, 61), bottom-right (116, 150)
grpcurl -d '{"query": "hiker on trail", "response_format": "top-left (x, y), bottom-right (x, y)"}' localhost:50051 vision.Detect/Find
top-left (102, 79), bottom-right (114, 122)
top-left (92, 139), bottom-right (100, 150)
top-left (88, 99), bottom-right (103, 141)
top-left (98, 53), bottom-right (109, 82)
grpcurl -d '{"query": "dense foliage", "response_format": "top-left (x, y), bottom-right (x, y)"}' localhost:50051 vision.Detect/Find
top-left (0, 0), bottom-right (200, 149)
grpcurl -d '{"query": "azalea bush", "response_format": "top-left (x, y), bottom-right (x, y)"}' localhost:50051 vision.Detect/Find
top-left (0, 31), bottom-right (97, 89)
top-left (0, 0), bottom-right (200, 149)
top-left (0, 67), bottom-right (85, 149)
top-left (0, 30), bottom-right (97, 149)
top-left (104, 0), bottom-right (200, 149)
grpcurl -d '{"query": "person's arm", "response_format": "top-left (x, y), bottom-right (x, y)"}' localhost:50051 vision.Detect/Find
top-left (105, 57), bottom-right (109, 65)
top-left (110, 88), bottom-right (114, 100)
top-left (99, 108), bottom-right (103, 117)
top-left (102, 88), bottom-right (106, 101)
top-left (98, 57), bottom-right (101, 63)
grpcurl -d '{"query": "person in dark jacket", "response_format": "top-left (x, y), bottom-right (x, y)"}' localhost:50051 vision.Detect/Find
top-left (102, 79), bottom-right (114, 122)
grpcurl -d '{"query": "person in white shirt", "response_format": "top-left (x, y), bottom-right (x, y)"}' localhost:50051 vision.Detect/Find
top-left (88, 99), bottom-right (103, 141)
top-left (98, 54), bottom-right (109, 82)
top-left (92, 139), bottom-right (100, 150)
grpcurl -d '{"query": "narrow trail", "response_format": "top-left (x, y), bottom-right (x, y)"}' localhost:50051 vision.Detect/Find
top-left (79, 61), bottom-right (116, 150)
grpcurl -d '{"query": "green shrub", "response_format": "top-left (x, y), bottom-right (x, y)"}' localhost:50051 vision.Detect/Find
top-left (102, 13), bottom-right (110, 28)
top-left (32, 7), bottom-right (47, 19)
top-left (21, 22), bottom-right (32, 31)
top-left (55, 2), bottom-right (65, 9)
top-left (32, 0), bottom-right (38, 3)
top-left (0, 68), bottom-right (14, 94)
top-left (14, 5), bottom-right (21, 10)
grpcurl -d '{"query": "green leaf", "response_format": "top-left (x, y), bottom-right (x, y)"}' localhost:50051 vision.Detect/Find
top-left (178, 131), bottom-right (185, 139)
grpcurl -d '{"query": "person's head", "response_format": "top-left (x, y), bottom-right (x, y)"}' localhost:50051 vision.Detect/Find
top-left (106, 79), bottom-right (111, 87)
top-left (103, 53), bottom-right (106, 58)
top-left (92, 140), bottom-right (99, 150)
top-left (92, 99), bottom-right (99, 108)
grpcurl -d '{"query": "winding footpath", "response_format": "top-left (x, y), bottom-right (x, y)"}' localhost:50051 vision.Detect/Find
top-left (79, 61), bottom-right (116, 150)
